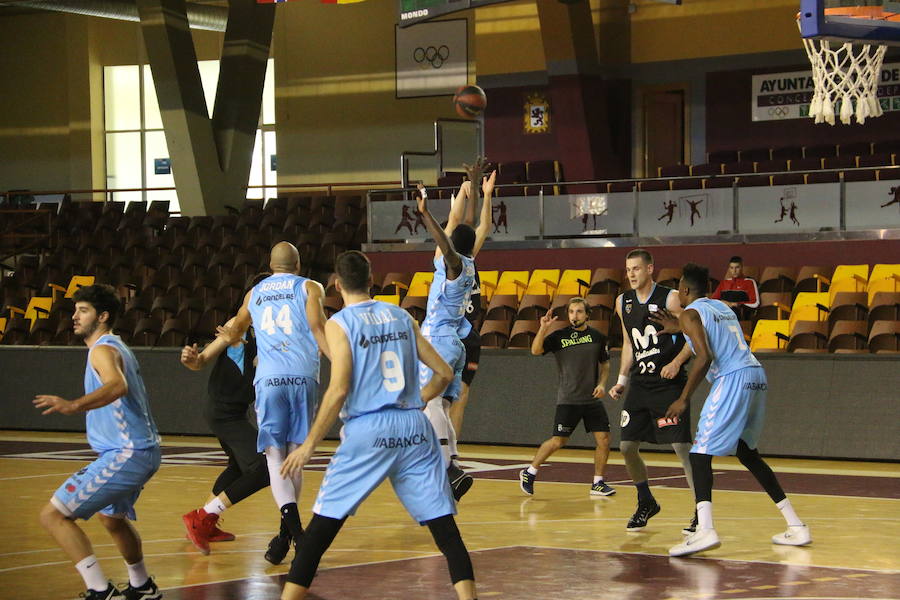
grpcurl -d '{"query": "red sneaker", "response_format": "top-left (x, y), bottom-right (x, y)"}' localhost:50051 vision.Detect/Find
top-left (208, 521), bottom-right (236, 542)
top-left (182, 508), bottom-right (217, 555)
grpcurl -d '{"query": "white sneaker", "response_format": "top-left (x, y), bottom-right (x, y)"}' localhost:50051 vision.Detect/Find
top-left (669, 528), bottom-right (721, 557)
top-left (772, 524), bottom-right (811, 546)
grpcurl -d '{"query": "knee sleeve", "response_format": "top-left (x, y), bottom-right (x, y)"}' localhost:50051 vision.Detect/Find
top-left (286, 514), bottom-right (346, 588)
top-left (688, 452), bottom-right (714, 503)
top-left (426, 515), bottom-right (474, 584)
top-left (265, 446), bottom-right (298, 507)
top-left (736, 440), bottom-right (786, 503)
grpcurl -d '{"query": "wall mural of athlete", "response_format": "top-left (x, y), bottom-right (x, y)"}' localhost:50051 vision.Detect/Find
top-left (687, 197), bottom-right (704, 227)
top-left (658, 200), bottom-right (677, 225)
top-left (492, 200), bottom-right (508, 233)
top-left (881, 186), bottom-right (900, 209)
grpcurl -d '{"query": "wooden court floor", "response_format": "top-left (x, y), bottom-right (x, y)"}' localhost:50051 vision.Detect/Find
top-left (1, 430), bottom-right (897, 599)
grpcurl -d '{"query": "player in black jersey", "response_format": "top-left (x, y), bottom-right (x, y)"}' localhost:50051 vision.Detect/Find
top-left (608, 249), bottom-right (696, 532)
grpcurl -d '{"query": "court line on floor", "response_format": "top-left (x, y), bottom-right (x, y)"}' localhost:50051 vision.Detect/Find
top-left (0, 471), bottom-right (83, 481)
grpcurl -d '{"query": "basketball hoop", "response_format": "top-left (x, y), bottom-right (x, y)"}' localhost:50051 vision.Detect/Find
top-left (797, 7), bottom-right (898, 125)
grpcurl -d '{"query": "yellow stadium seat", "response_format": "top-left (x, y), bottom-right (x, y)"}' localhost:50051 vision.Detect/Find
top-left (525, 269), bottom-right (561, 296)
top-left (0, 317), bottom-right (6, 341)
top-left (479, 270), bottom-right (499, 301)
top-left (495, 271), bottom-right (529, 300)
top-left (557, 269), bottom-right (592, 296)
top-left (24, 297), bottom-right (52, 328)
top-left (50, 275), bottom-right (96, 301)
top-left (405, 272), bottom-right (434, 297)
top-left (750, 319), bottom-right (790, 352)
top-left (373, 293), bottom-right (400, 306)
top-left (825, 265), bottom-right (869, 304)
top-left (867, 264), bottom-right (900, 304)
top-left (789, 292), bottom-right (830, 331)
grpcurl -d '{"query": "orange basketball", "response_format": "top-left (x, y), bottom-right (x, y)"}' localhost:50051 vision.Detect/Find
top-left (453, 85), bottom-right (487, 119)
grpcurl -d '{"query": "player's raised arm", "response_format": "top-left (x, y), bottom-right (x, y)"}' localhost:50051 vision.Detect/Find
top-left (531, 309), bottom-right (556, 356)
top-left (472, 170), bottom-right (496, 258)
top-left (609, 294), bottom-right (632, 400)
top-left (181, 316), bottom-right (241, 371)
top-left (281, 319), bottom-right (350, 477)
top-left (414, 319), bottom-right (453, 402)
top-left (305, 279), bottom-right (331, 360)
top-left (34, 345), bottom-right (127, 415)
top-left (417, 185), bottom-right (463, 279)
top-left (666, 309), bottom-right (711, 419)
top-left (216, 290), bottom-right (253, 346)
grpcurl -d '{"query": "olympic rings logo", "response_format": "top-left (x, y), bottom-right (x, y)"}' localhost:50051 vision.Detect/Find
top-left (767, 106), bottom-right (791, 117)
top-left (414, 45), bottom-right (450, 69)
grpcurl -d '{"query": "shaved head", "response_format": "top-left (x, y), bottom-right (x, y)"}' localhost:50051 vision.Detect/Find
top-left (270, 241), bottom-right (301, 274)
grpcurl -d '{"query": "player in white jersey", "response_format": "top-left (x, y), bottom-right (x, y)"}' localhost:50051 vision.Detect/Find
top-left (210, 242), bottom-right (330, 562)
top-left (278, 251), bottom-right (477, 600)
top-left (650, 263), bottom-right (811, 557)
top-left (33, 284), bottom-right (162, 600)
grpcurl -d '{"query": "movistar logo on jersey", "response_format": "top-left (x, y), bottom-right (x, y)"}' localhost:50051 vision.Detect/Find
top-left (713, 312), bottom-right (738, 323)
top-left (560, 335), bottom-right (593, 348)
top-left (372, 432), bottom-right (428, 449)
top-left (632, 325), bottom-right (661, 361)
top-left (358, 330), bottom-right (409, 349)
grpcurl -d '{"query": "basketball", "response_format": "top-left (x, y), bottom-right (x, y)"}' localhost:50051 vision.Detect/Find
top-left (453, 85), bottom-right (487, 118)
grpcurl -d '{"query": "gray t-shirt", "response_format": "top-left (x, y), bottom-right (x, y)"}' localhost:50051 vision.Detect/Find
top-left (543, 326), bottom-right (610, 405)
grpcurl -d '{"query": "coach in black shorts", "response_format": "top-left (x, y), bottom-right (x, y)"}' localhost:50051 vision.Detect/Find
top-left (609, 249), bottom-right (696, 533)
top-left (518, 297), bottom-right (616, 497)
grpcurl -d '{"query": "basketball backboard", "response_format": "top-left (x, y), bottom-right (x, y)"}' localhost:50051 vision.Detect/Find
top-left (799, 0), bottom-right (900, 44)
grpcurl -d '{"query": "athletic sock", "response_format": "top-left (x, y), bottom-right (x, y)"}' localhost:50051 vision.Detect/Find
top-left (202, 497), bottom-right (227, 516)
top-left (593, 476), bottom-right (604, 484)
top-left (75, 554), bottom-right (108, 592)
top-left (696, 500), bottom-right (714, 530)
top-left (125, 559), bottom-right (150, 588)
top-left (635, 480), bottom-right (654, 505)
top-left (526, 466), bottom-right (538, 476)
top-left (776, 498), bottom-right (803, 527)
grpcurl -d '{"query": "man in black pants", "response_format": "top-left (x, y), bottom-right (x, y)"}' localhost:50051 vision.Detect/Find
top-left (179, 274), bottom-right (293, 564)
top-left (608, 249), bottom-right (696, 533)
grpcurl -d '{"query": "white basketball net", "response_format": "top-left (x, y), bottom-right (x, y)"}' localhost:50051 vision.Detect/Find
top-left (800, 35), bottom-right (887, 125)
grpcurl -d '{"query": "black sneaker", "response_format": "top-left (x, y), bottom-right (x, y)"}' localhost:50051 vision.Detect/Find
top-left (682, 510), bottom-right (699, 535)
top-left (519, 469), bottom-right (535, 496)
top-left (79, 583), bottom-right (123, 600)
top-left (264, 532), bottom-right (292, 565)
top-left (121, 577), bottom-right (162, 600)
top-left (448, 464), bottom-right (473, 501)
top-left (625, 501), bottom-right (661, 531)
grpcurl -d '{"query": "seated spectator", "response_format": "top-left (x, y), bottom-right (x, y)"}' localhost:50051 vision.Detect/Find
top-left (710, 256), bottom-right (759, 317)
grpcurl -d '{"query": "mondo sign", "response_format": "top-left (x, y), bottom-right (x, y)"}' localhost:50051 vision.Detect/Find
top-left (752, 63), bottom-right (900, 122)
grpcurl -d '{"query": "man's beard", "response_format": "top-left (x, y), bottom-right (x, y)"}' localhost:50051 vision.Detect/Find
top-left (74, 320), bottom-right (98, 339)
top-left (570, 318), bottom-right (586, 328)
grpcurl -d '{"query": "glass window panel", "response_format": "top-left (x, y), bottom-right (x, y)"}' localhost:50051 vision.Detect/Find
top-left (198, 60), bottom-right (219, 118)
top-left (247, 130), bottom-right (263, 200)
top-left (105, 132), bottom-right (143, 203)
top-left (264, 130), bottom-right (277, 198)
top-left (263, 58), bottom-right (275, 125)
top-left (104, 66), bottom-right (141, 131)
top-left (142, 65), bottom-right (163, 130)
top-left (144, 131), bottom-right (179, 213)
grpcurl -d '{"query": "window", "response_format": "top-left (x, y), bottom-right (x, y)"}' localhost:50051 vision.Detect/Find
top-left (104, 59), bottom-right (276, 212)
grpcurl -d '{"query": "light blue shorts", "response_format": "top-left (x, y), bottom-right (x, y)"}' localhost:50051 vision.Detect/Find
top-left (692, 367), bottom-right (768, 456)
top-left (52, 446), bottom-right (161, 520)
top-left (418, 335), bottom-right (465, 401)
top-left (313, 408), bottom-right (455, 524)
top-left (255, 375), bottom-right (318, 452)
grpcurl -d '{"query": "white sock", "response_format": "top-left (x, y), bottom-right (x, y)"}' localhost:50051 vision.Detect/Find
top-left (593, 476), bottom-right (603, 484)
top-left (75, 555), bottom-right (107, 592)
top-left (424, 397), bottom-right (453, 466)
top-left (444, 399), bottom-right (459, 459)
top-left (202, 497), bottom-right (227, 515)
top-left (265, 447), bottom-right (298, 507)
top-left (697, 500), bottom-right (714, 530)
top-left (776, 498), bottom-right (803, 527)
top-left (526, 466), bottom-right (538, 476)
top-left (125, 559), bottom-right (149, 588)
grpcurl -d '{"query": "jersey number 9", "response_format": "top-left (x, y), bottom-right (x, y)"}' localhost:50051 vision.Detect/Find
top-left (380, 350), bottom-right (405, 392)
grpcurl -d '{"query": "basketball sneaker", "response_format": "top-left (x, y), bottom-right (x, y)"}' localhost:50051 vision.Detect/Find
top-left (625, 501), bottom-right (661, 531)
top-left (182, 508), bottom-right (218, 555)
top-left (121, 576), bottom-right (162, 600)
top-left (264, 532), bottom-right (293, 565)
top-left (682, 510), bottom-right (699, 535)
top-left (771, 524), bottom-right (812, 546)
top-left (448, 463), bottom-right (473, 501)
top-left (207, 520), bottom-right (236, 542)
top-left (589, 480), bottom-right (616, 496)
top-left (519, 469), bottom-right (535, 496)
top-left (669, 528), bottom-right (721, 557)
top-left (79, 583), bottom-right (123, 600)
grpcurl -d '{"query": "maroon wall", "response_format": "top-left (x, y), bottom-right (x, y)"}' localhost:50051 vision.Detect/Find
top-left (706, 65), bottom-right (900, 154)
top-left (367, 238), bottom-right (900, 279)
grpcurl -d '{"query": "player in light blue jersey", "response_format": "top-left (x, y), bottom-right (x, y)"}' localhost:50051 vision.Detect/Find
top-left (211, 242), bottom-right (331, 562)
top-left (278, 250), bottom-right (477, 600)
top-left (33, 284), bottom-right (162, 600)
top-left (650, 264), bottom-right (811, 558)
top-left (415, 164), bottom-right (488, 501)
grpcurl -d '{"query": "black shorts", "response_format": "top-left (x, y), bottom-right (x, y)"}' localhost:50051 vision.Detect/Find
top-left (461, 328), bottom-right (481, 386)
top-left (620, 377), bottom-right (691, 444)
top-left (553, 402), bottom-right (610, 437)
